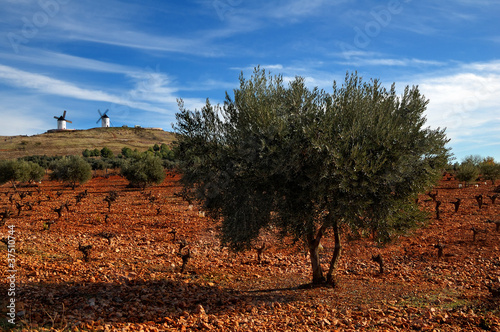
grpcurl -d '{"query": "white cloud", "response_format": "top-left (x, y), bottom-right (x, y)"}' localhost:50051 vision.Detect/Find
top-left (338, 57), bottom-right (446, 67)
top-left (404, 61), bottom-right (500, 159)
top-left (263, 0), bottom-right (340, 20)
top-left (0, 1), bottom-right (223, 57)
top-left (0, 95), bottom-right (52, 136)
top-left (0, 64), bottom-right (202, 116)
top-left (0, 64), bottom-right (124, 104)
top-left (419, 72), bottom-right (500, 128)
top-left (0, 49), bottom-right (135, 75)
top-left (0, 62), bottom-right (211, 134)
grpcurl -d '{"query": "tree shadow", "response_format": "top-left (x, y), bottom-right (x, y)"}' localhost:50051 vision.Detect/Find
top-left (14, 277), bottom-right (301, 327)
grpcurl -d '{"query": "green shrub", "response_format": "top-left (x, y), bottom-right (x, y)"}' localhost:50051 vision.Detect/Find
top-left (121, 153), bottom-right (165, 189)
top-left (50, 156), bottom-right (92, 189)
top-left (480, 157), bottom-right (500, 185)
top-left (82, 149), bottom-right (91, 158)
top-left (0, 160), bottom-right (19, 185)
top-left (456, 161), bottom-right (479, 186)
top-left (0, 160), bottom-right (44, 185)
top-left (121, 147), bottom-right (133, 158)
top-left (21, 161), bottom-right (45, 183)
top-left (100, 147), bottom-right (114, 159)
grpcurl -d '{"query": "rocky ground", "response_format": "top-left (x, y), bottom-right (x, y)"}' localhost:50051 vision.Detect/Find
top-left (1, 172), bottom-right (499, 331)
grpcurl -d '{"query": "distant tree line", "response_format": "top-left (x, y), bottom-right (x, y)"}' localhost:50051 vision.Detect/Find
top-left (450, 155), bottom-right (500, 186)
top-left (0, 143), bottom-right (176, 189)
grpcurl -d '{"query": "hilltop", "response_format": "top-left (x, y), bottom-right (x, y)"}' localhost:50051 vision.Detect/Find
top-left (0, 127), bottom-right (176, 160)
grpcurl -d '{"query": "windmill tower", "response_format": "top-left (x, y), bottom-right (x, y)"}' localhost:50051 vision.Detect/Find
top-left (96, 109), bottom-right (110, 128)
top-left (54, 110), bottom-right (72, 130)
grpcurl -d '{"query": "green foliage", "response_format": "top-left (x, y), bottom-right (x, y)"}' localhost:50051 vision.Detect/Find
top-left (160, 143), bottom-right (170, 153)
top-left (367, 199), bottom-right (429, 243)
top-left (92, 148), bottom-right (100, 157)
top-left (49, 155), bottom-right (92, 189)
top-left (174, 69), bottom-right (451, 257)
top-left (108, 158), bottom-right (125, 169)
top-left (174, 69), bottom-right (450, 284)
top-left (18, 155), bottom-right (60, 169)
top-left (86, 158), bottom-right (109, 171)
top-left (20, 161), bottom-right (45, 183)
top-left (463, 154), bottom-right (482, 167)
top-left (455, 159), bottom-right (480, 185)
top-left (0, 160), bottom-right (19, 185)
top-left (120, 153), bottom-right (165, 188)
top-left (121, 147), bottom-right (133, 158)
top-left (100, 146), bottom-right (114, 159)
top-left (0, 159), bottom-right (45, 185)
top-left (479, 157), bottom-right (500, 184)
top-left (159, 143), bottom-right (175, 160)
top-left (82, 149), bottom-right (91, 158)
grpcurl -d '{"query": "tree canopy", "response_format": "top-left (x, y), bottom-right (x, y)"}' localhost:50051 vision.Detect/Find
top-left (479, 157), bottom-right (500, 185)
top-left (174, 69), bottom-right (451, 285)
top-left (49, 155), bottom-right (92, 189)
top-left (455, 157), bottom-right (480, 186)
top-left (120, 152), bottom-right (166, 189)
top-left (0, 159), bottom-right (45, 186)
top-left (100, 146), bottom-right (114, 159)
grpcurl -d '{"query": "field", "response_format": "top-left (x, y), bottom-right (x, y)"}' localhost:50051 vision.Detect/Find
top-left (0, 128), bottom-right (176, 160)
top-left (0, 172), bottom-right (499, 331)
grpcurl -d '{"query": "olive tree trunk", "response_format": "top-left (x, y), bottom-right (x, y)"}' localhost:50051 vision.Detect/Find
top-left (306, 225), bottom-right (327, 284)
top-left (326, 219), bottom-right (342, 284)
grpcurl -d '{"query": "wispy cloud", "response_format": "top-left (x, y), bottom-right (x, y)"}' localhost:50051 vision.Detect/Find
top-left (339, 57), bottom-right (446, 67)
top-left (262, 0), bottom-right (345, 20)
top-left (0, 49), bottom-right (134, 74)
top-left (0, 64), bottom-right (123, 104)
top-left (1, 1), bottom-right (222, 56)
top-left (0, 0), bottom-right (498, 161)
top-left (0, 64), bottom-right (202, 116)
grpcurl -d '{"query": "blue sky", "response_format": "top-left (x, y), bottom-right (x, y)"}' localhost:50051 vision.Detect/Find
top-left (0, 0), bottom-right (499, 162)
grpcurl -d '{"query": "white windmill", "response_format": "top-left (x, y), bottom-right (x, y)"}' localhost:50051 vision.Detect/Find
top-left (96, 109), bottom-right (111, 128)
top-left (54, 110), bottom-right (72, 130)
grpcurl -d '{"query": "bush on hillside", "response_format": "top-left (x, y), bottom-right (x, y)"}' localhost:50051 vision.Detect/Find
top-left (50, 156), bottom-right (92, 189)
top-left (121, 152), bottom-right (165, 189)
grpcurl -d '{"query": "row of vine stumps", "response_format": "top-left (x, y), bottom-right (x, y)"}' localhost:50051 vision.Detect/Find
top-left (0, 171), bottom-right (499, 331)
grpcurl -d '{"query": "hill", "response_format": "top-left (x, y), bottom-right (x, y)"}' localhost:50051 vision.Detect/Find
top-left (0, 127), bottom-right (176, 160)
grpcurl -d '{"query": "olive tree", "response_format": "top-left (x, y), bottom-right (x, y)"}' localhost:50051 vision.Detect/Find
top-left (120, 152), bottom-right (165, 189)
top-left (100, 146), bottom-right (114, 159)
top-left (0, 160), bottom-right (45, 186)
top-left (174, 69), bottom-right (450, 285)
top-left (17, 160), bottom-right (45, 183)
top-left (480, 157), bottom-right (500, 185)
top-left (121, 147), bottom-right (133, 158)
top-left (0, 160), bottom-right (19, 186)
top-left (50, 156), bottom-right (92, 189)
top-left (455, 159), bottom-right (480, 186)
